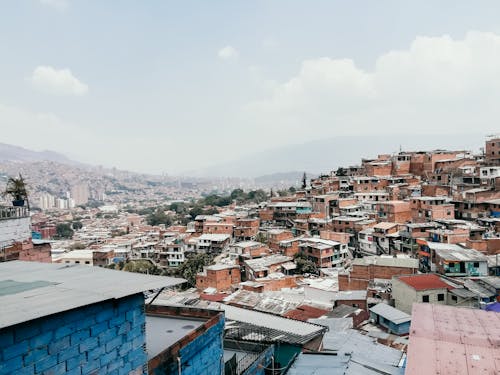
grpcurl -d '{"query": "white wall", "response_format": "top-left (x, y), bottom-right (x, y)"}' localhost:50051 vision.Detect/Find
top-left (0, 217), bottom-right (31, 246)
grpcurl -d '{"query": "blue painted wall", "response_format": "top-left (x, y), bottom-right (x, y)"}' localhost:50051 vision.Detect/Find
top-left (242, 344), bottom-right (274, 375)
top-left (370, 312), bottom-right (410, 335)
top-left (152, 316), bottom-right (225, 375)
top-left (0, 293), bottom-right (147, 375)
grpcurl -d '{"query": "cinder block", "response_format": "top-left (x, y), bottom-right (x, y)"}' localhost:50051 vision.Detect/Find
top-left (48, 336), bottom-right (70, 355)
top-left (0, 330), bottom-right (14, 349)
top-left (57, 345), bottom-right (80, 362)
top-left (81, 358), bottom-right (99, 374)
top-left (2, 339), bottom-right (28, 360)
top-left (95, 309), bottom-right (114, 324)
top-left (90, 321), bottom-right (108, 337)
top-left (87, 344), bottom-right (105, 360)
top-left (30, 331), bottom-right (53, 349)
top-left (41, 361), bottom-right (66, 375)
top-left (105, 336), bottom-right (123, 353)
top-left (120, 338), bottom-right (133, 356)
top-left (34, 354), bottom-right (58, 373)
top-left (54, 324), bottom-right (77, 340)
top-left (70, 329), bottom-right (90, 346)
top-left (23, 346), bottom-right (48, 365)
top-left (0, 354), bottom-right (23, 374)
top-left (100, 348), bottom-right (117, 366)
top-left (79, 336), bottom-right (99, 353)
top-left (15, 323), bottom-right (41, 342)
top-left (66, 353), bottom-right (87, 370)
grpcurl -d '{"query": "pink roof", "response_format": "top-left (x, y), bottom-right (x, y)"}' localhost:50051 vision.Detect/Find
top-left (406, 303), bottom-right (500, 375)
top-left (398, 274), bottom-right (451, 291)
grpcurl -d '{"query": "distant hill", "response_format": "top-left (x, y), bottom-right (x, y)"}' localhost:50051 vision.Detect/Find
top-left (0, 143), bottom-right (78, 165)
top-left (254, 171), bottom-right (318, 186)
top-left (189, 133), bottom-right (484, 178)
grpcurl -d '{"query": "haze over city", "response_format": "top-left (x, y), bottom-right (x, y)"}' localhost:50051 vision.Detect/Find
top-left (1, 1), bottom-right (500, 175)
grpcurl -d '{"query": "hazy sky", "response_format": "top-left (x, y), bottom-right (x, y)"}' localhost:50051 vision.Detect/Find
top-left (1, 1), bottom-right (500, 174)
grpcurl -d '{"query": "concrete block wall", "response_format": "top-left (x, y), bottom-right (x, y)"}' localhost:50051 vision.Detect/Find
top-left (152, 316), bottom-right (224, 375)
top-left (0, 293), bottom-right (147, 375)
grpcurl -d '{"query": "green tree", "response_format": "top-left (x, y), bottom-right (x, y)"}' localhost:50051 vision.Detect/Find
top-left (123, 260), bottom-right (159, 274)
top-left (178, 253), bottom-right (213, 287)
top-left (336, 167), bottom-right (347, 176)
top-left (56, 223), bottom-right (74, 239)
top-left (294, 252), bottom-right (319, 275)
top-left (72, 221), bottom-right (83, 230)
top-left (147, 209), bottom-right (173, 226)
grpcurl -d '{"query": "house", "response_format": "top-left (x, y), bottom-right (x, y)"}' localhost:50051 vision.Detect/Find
top-left (418, 241), bottom-right (488, 276)
top-left (338, 255), bottom-right (418, 291)
top-left (392, 274), bottom-right (451, 314)
top-left (244, 254), bottom-right (292, 279)
top-left (298, 238), bottom-right (350, 268)
top-left (405, 303), bottom-right (500, 375)
top-left (374, 201), bottom-right (411, 223)
top-left (196, 264), bottom-right (241, 292)
top-left (0, 261), bottom-right (187, 375)
top-left (369, 303), bottom-right (411, 335)
top-left (196, 233), bottom-right (231, 254)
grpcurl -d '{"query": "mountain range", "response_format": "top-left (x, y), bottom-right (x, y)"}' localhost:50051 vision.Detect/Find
top-left (0, 133), bottom-right (486, 181)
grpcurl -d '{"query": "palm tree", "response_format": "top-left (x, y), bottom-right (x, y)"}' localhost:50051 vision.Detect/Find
top-left (3, 174), bottom-right (28, 207)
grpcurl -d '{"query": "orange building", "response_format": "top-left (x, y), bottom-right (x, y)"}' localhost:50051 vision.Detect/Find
top-left (196, 264), bottom-right (241, 292)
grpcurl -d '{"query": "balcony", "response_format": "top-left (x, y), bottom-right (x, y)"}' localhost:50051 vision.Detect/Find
top-left (0, 206), bottom-right (29, 220)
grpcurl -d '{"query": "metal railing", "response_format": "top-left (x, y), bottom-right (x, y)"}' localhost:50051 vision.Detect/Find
top-left (0, 206), bottom-right (29, 220)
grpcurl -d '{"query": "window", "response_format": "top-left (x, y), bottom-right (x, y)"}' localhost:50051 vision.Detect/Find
top-left (85, 261), bottom-right (90, 265)
top-left (75, 261), bottom-right (80, 264)
top-left (437, 294), bottom-right (444, 301)
top-left (473, 262), bottom-right (479, 268)
top-left (451, 295), bottom-right (458, 302)
top-left (449, 262), bottom-right (454, 268)
top-left (422, 295), bottom-right (430, 303)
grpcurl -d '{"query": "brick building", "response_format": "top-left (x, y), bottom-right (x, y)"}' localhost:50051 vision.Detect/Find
top-left (196, 264), bottom-right (241, 292)
top-left (338, 255), bottom-right (418, 291)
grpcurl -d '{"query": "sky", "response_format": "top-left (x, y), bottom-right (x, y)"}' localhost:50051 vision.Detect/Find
top-left (1, 1), bottom-right (500, 175)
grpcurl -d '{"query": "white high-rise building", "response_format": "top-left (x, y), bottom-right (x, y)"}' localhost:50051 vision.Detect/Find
top-left (71, 184), bottom-right (89, 206)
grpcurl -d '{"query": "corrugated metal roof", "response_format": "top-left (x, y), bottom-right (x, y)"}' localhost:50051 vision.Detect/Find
top-left (221, 304), bottom-right (325, 344)
top-left (369, 303), bottom-right (411, 324)
top-left (0, 261), bottom-right (185, 329)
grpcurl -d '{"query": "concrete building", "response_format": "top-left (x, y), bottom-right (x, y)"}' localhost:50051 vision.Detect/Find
top-left (392, 274), bottom-right (451, 314)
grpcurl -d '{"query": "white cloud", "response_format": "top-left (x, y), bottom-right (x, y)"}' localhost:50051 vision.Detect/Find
top-left (39, 0), bottom-right (68, 11)
top-left (218, 45), bottom-right (239, 60)
top-left (30, 66), bottom-right (88, 96)
top-left (245, 31), bottom-right (500, 143)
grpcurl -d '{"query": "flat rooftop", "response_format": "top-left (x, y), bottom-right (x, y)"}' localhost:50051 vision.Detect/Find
top-left (145, 316), bottom-right (205, 359)
top-left (406, 303), bottom-right (500, 375)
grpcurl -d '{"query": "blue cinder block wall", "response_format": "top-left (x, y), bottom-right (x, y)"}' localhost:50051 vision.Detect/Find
top-left (152, 315), bottom-right (225, 375)
top-left (0, 293), bottom-right (147, 375)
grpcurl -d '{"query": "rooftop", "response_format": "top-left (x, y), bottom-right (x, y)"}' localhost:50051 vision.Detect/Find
top-left (369, 303), bottom-right (411, 325)
top-left (0, 261), bottom-right (185, 329)
top-left (406, 303), bottom-right (500, 375)
top-left (352, 256), bottom-right (419, 269)
top-left (397, 274), bottom-right (451, 291)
